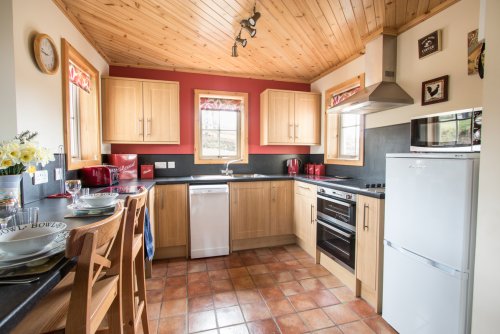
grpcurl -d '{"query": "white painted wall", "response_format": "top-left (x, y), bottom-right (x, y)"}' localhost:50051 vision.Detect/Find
top-left (310, 0), bottom-right (482, 154)
top-left (4, 0), bottom-right (108, 151)
top-left (471, 0), bottom-right (500, 332)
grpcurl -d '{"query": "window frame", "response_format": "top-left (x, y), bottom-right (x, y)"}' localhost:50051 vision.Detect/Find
top-left (324, 74), bottom-right (365, 166)
top-left (194, 89), bottom-right (248, 165)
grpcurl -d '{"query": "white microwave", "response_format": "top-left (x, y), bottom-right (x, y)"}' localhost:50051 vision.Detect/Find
top-left (410, 108), bottom-right (482, 152)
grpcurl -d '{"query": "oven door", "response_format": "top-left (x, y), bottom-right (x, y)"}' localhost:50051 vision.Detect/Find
top-left (317, 219), bottom-right (356, 272)
top-left (317, 194), bottom-right (356, 232)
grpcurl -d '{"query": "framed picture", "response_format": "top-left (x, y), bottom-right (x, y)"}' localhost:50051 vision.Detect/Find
top-left (468, 29), bottom-right (484, 75)
top-left (421, 75), bottom-right (449, 105)
top-left (418, 30), bottom-right (442, 59)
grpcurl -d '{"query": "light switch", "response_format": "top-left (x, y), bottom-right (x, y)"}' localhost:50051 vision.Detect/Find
top-left (168, 161), bottom-right (175, 169)
top-left (155, 162), bottom-right (167, 169)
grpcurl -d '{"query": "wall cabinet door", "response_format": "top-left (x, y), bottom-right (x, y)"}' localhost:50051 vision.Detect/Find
top-left (270, 181), bottom-right (294, 235)
top-left (143, 81), bottom-right (180, 143)
top-left (294, 92), bottom-right (321, 145)
top-left (102, 78), bottom-right (143, 142)
top-left (230, 182), bottom-right (271, 240)
top-left (294, 181), bottom-right (317, 257)
top-left (155, 184), bottom-right (188, 248)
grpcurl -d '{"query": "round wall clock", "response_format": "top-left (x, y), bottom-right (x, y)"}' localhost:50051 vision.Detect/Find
top-left (33, 33), bottom-right (59, 75)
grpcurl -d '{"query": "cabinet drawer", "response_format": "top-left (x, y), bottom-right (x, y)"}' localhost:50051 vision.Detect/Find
top-left (294, 181), bottom-right (317, 197)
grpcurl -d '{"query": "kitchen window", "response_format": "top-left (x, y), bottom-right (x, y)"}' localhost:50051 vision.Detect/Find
top-left (324, 74), bottom-right (365, 166)
top-left (194, 90), bottom-right (248, 164)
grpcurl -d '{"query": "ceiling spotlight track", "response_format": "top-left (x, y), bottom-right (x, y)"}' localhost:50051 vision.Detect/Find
top-left (231, 2), bottom-right (260, 57)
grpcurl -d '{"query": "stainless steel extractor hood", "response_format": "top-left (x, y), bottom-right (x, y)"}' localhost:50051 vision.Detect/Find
top-left (328, 35), bottom-right (414, 114)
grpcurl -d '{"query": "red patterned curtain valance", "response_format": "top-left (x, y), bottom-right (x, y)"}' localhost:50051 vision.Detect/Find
top-left (200, 97), bottom-right (242, 111)
top-left (69, 61), bottom-right (91, 93)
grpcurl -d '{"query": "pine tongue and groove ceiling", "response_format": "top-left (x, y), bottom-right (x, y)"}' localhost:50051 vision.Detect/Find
top-left (54, 0), bottom-right (459, 83)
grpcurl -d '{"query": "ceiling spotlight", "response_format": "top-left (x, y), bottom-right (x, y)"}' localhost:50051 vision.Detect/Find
top-left (231, 43), bottom-right (238, 57)
top-left (242, 24), bottom-right (257, 38)
top-left (248, 8), bottom-right (261, 26)
top-left (235, 32), bottom-right (247, 47)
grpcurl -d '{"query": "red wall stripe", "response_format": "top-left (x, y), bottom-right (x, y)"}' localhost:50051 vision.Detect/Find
top-left (109, 66), bottom-right (312, 155)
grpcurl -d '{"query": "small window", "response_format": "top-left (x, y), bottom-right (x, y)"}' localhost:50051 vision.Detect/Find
top-left (194, 90), bottom-right (248, 164)
top-left (324, 74), bottom-right (365, 166)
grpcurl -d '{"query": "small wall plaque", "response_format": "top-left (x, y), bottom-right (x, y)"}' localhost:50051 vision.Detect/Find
top-left (418, 30), bottom-right (442, 59)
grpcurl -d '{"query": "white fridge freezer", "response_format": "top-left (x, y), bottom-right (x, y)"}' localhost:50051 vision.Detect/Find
top-left (383, 153), bottom-right (479, 334)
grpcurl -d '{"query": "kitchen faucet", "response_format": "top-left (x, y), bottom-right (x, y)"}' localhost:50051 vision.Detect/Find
top-left (222, 158), bottom-right (243, 176)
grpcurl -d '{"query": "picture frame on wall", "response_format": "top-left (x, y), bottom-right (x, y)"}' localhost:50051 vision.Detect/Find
top-left (421, 75), bottom-right (449, 105)
top-left (418, 30), bottom-right (442, 59)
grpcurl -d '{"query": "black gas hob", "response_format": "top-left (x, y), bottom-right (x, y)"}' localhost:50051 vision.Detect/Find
top-left (322, 179), bottom-right (386, 193)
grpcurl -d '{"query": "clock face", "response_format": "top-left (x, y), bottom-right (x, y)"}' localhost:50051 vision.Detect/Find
top-left (39, 38), bottom-right (56, 71)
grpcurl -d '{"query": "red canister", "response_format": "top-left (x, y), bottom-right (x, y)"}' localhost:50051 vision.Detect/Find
top-left (303, 163), bottom-right (310, 174)
top-left (307, 164), bottom-right (316, 175)
top-left (314, 163), bottom-right (325, 176)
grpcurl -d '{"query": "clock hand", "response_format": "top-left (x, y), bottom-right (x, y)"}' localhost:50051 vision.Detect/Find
top-left (41, 48), bottom-right (49, 56)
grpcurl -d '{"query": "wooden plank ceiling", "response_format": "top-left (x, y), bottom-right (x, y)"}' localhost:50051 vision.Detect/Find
top-left (54, 0), bottom-right (459, 83)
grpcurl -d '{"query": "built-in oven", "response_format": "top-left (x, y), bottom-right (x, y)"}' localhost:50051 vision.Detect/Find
top-left (316, 187), bottom-right (357, 272)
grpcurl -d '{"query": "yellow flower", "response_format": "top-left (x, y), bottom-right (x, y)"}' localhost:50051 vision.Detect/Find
top-left (20, 148), bottom-right (35, 164)
top-left (27, 165), bottom-right (36, 174)
top-left (1, 159), bottom-right (13, 168)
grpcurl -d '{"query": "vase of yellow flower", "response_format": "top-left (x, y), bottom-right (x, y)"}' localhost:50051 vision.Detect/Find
top-left (0, 131), bottom-right (55, 209)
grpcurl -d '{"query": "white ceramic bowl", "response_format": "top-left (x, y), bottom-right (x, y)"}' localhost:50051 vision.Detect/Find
top-left (0, 222), bottom-right (67, 255)
top-left (79, 193), bottom-right (119, 207)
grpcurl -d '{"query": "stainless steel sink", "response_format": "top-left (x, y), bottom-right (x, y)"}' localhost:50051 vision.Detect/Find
top-left (233, 174), bottom-right (267, 178)
top-left (191, 174), bottom-right (267, 180)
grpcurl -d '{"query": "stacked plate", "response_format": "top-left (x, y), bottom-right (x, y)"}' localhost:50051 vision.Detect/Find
top-left (68, 193), bottom-right (119, 216)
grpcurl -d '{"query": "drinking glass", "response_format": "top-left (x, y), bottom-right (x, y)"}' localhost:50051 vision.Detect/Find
top-left (65, 180), bottom-right (82, 205)
top-left (0, 199), bottom-right (18, 228)
top-left (13, 207), bottom-right (39, 226)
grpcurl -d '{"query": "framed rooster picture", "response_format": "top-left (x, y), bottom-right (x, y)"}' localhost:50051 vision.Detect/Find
top-left (421, 75), bottom-right (449, 105)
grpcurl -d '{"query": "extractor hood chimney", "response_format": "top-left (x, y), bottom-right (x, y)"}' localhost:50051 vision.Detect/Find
top-left (328, 35), bottom-right (413, 114)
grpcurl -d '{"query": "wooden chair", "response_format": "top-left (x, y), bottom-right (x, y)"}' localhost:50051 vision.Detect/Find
top-left (122, 188), bottom-right (149, 334)
top-left (13, 205), bottom-right (127, 334)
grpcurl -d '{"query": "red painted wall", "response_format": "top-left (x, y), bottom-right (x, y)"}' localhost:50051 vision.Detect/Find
top-left (109, 66), bottom-right (311, 155)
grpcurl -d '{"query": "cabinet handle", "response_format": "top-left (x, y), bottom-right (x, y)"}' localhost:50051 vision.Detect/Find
top-left (288, 124), bottom-right (293, 140)
top-left (363, 203), bottom-right (368, 230)
top-left (298, 185), bottom-right (310, 190)
top-left (295, 124), bottom-right (299, 139)
top-left (146, 118), bottom-right (152, 136)
top-left (138, 118), bottom-right (144, 136)
top-left (310, 204), bottom-right (314, 224)
top-left (161, 190), bottom-right (164, 209)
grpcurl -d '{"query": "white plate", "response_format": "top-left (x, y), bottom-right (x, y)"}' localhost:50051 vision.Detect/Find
top-left (0, 222), bottom-right (67, 255)
top-left (68, 199), bottom-right (118, 211)
top-left (0, 231), bottom-right (67, 262)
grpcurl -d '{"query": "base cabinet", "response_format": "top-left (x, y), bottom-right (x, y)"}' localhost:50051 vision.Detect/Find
top-left (293, 181), bottom-right (317, 258)
top-left (154, 184), bottom-right (188, 258)
top-left (355, 195), bottom-right (385, 312)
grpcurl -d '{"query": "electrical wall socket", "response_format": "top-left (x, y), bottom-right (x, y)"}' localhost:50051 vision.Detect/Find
top-left (32, 170), bottom-right (49, 185)
top-left (55, 168), bottom-right (63, 181)
top-left (168, 161), bottom-right (175, 169)
top-left (154, 162), bottom-right (167, 169)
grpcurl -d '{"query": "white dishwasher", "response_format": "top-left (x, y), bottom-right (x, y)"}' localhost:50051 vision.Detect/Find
top-left (189, 184), bottom-right (229, 259)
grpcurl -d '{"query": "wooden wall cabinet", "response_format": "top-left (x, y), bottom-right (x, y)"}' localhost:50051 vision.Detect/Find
top-left (154, 184), bottom-right (188, 259)
top-left (293, 181), bottom-right (317, 257)
top-left (102, 77), bottom-right (179, 144)
top-left (355, 195), bottom-right (385, 313)
top-left (260, 89), bottom-right (320, 145)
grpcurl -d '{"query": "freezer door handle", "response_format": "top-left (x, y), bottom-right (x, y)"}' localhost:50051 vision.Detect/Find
top-left (384, 240), bottom-right (467, 278)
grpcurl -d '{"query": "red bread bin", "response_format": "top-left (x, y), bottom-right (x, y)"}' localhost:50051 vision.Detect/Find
top-left (109, 154), bottom-right (138, 180)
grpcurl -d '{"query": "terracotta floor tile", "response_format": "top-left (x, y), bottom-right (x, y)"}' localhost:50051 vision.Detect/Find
top-left (318, 275), bottom-right (344, 289)
top-left (276, 313), bottom-right (309, 334)
top-left (290, 250), bottom-right (310, 260)
top-left (299, 278), bottom-right (326, 291)
top-left (207, 261), bottom-right (227, 271)
top-left (247, 264), bottom-right (269, 275)
top-left (292, 269), bottom-right (313, 280)
top-left (308, 266), bottom-right (331, 277)
top-left (266, 298), bottom-right (295, 317)
top-left (254, 248), bottom-right (272, 256)
top-left (273, 271), bottom-right (294, 283)
top-left (329, 286), bottom-right (355, 303)
top-left (147, 289), bottom-right (164, 303)
top-left (148, 319), bottom-right (159, 334)
top-left (247, 319), bottom-right (280, 334)
top-left (213, 291), bottom-right (238, 308)
top-left (252, 273), bottom-right (276, 288)
top-left (163, 285), bottom-right (187, 300)
top-left (188, 262), bottom-right (207, 273)
top-left (187, 281), bottom-right (212, 298)
top-left (208, 269), bottom-right (230, 281)
top-left (338, 320), bottom-right (376, 334)
top-left (232, 276), bottom-right (256, 290)
top-left (313, 327), bottom-right (343, 334)
top-left (165, 276), bottom-right (187, 287)
top-left (211, 279), bottom-right (234, 293)
top-left (364, 316), bottom-right (398, 334)
top-left (229, 267), bottom-right (250, 278)
top-left (322, 304), bottom-right (360, 325)
top-left (240, 301), bottom-right (272, 322)
top-left (299, 308), bottom-right (334, 330)
top-left (275, 253), bottom-right (295, 262)
top-left (279, 281), bottom-right (306, 296)
top-left (188, 310), bottom-right (217, 333)
top-left (168, 258), bottom-right (188, 268)
top-left (258, 255), bottom-right (278, 264)
top-left (160, 298), bottom-right (187, 317)
top-left (259, 286), bottom-right (284, 300)
top-left (219, 323), bottom-right (249, 334)
top-left (288, 293), bottom-right (318, 311)
top-left (147, 277), bottom-right (166, 291)
top-left (225, 258), bottom-right (244, 268)
top-left (188, 271), bottom-right (210, 284)
top-left (206, 256), bottom-right (228, 263)
top-left (266, 262), bottom-right (288, 272)
top-left (167, 266), bottom-right (187, 277)
top-left (148, 302), bottom-right (161, 320)
top-left (242, 257), bottom-right (262, 266)
top-left (306, 289), bottom-right (340, 307)
top-left (158, 315), bottom-right (186, 334)
top-left (151, 266), bottom-right (168, 278)
top-left (188, 295), bottom-right (214, 313)
top-left (298, 257), bottom-right (317, 268)
top-left (347, 299), bottom-right (376, 318)
top-left (236, 289), bottom-right (262, 304)
top-left (216, 305), bottom-right (245, 327)
top-left (269, 246), bottom-right (287, 254)
top-left (284, 260), bottom-right (304, 270)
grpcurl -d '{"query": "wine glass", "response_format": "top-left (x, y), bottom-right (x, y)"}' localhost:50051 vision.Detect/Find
top-left (0, 198), bottom-right (18, 228)
top-left (65, 180), bottom-right (82, 206)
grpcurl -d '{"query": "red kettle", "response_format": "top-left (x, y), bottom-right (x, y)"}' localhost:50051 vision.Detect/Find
top-left (286, 158), bottom-right (301, 175)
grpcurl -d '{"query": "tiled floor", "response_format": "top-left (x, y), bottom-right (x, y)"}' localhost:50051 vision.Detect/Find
top-left (145, 245), bottom-right (397, 334)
